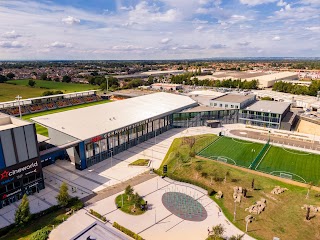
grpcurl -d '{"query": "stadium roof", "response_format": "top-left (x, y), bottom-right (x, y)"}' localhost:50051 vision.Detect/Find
top-left (211, 94), bottom-right (255, 103)
top-left (245, 101), bottom-right (290, 114)
top-left (32, 92), bottom-right (197, 141)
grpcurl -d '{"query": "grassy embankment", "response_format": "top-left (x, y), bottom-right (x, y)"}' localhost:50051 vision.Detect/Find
top-left (159, 134), bottom-right (320, 240)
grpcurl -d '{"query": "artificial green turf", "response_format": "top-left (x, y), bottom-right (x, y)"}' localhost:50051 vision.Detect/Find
top-left (22, 100), bottom-right (111, 137)
top-left (198, 136), bottom-right (265, 167)
top-left (256, 146), bottom-right (320, 185)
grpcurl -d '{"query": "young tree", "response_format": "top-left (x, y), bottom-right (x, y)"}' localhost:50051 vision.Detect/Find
top-left (125, 185), bottom-right (134, 200)
top-left (207, 224), bottom-right (225, 240)
top-left (28, 79), bottom-right (36, 87)
top-left (15, 194), bottom-right (31, 226)
top-left (56, 182), bottom-right (70, 207)
top-left (229, 234), bottom-right (244, 240)
top-left (133, 192), bottom-right (142, 210)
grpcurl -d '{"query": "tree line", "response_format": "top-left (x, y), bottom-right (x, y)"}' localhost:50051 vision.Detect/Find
top-left (272, 81), bottom-right (320, 96)
top-left (171, 73), bottom-right (259, 89)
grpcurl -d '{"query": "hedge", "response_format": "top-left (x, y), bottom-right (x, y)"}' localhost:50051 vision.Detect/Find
top-left (89, 209), bottom-right (107, 222)
top-left (113, 222), bottom-right (144, 240)
top-left (29, 227), bottom-right (51, 240)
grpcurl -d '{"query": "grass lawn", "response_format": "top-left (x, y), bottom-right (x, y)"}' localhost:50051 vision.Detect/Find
top-left (159, 135), bottom-right (320, 240)
top-left (129, 159), bottom-right (150, 166)
top-left (198, 137), bottom-right (265, 167)
top-left (115, 193), bottom-right (146, 216)
top-left (0, 83), bottom-right (46, 102)
top-left (22, 100), bottom-right (111, 136)
top-left (256, 146), bottom-right (320, 185)
top-left (7, 79), bottom-right (99, 92)
top-left (1, 81), bottom-right (99, 102)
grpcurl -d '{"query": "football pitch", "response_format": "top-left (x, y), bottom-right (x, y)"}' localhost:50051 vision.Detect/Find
top-left (198, 137), bottom-right (264, 168)
top-left (197, 136), bottom-right (320, 185)
top-left (256, 146), bottom-right (320, 185)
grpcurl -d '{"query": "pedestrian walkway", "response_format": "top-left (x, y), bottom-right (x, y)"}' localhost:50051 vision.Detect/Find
top-left (50, 176), bottom-right (255, 240)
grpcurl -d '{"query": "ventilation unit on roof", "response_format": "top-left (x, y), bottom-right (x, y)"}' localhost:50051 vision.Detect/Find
top-left (109, 118), bottom-right (112, 121)
top-left (113, 117), bottom-right (116, 120)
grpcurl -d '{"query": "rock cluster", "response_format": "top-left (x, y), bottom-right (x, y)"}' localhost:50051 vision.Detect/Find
top-left (233, 186), bottom-right (242, 203)
top-left (302, 205), bottom-right (320, 213)
top-left (215, 191), bottom-right (223, 199)
top-left (271, 186), bottom-right (288, 195)
top-left (245, 198), bottom-right (267, 215)
top-left (245, 215), bottom-right (255, 223)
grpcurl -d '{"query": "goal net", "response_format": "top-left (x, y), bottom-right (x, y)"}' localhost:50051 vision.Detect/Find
top-left (217, 156), bottom-right (228, 163)
top-left (280, 173), bottom-right (293, 180)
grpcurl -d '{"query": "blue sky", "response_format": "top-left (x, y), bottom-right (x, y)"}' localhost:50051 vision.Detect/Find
top-left (0, 0), bottom-right (319, 60)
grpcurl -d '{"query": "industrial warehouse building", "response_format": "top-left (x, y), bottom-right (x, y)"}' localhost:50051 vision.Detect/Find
top-left (0, 114), bottom-right (44, 209)
top-left (33, 93), bottom-right (198, 170)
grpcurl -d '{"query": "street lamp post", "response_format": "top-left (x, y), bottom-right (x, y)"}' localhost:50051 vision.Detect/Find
top-left (15, 95), bottom-right (22, 119)
top-left (233, 204), bottom-right (236, 221)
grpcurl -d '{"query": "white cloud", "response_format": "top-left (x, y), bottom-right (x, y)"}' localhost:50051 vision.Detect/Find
top-left (2, 30), bottom-right (22, 39)
top-left (48, 41), bottom-right (73, 48)
top-left (272, 36), bottom-right (281, 41)
top-left (211, 43), bottom-right (227, 49)
top-left (0, 41), bottom-right (25, 48)
top-left (61, 16), bottom-right (80, 25)
top-left (306, 26), bottom-right (320, 32)
top-left (284, 4), bottom-right (291, 10)
top-left (160, 38), bottom-right (171, 44)
top-left (239, 0), bottom-right (277, 6)
top-left (277, 0), bottom-right (287, 6)
top-left (238, 41), bottom-right (251, 46)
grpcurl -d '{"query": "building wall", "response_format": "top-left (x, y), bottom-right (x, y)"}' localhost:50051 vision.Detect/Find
top-left (210, 95), bottom-right (256, 109)
top-left (0, 124), bottom-right (38, 169)
top-left (48, 128), bottom-right (79, 146)
top-left (82, 115), bottom-right (172, 169)
top-left (0, 124), bottom-right (44, 209)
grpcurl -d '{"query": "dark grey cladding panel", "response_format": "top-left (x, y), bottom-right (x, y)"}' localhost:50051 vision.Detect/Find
top-left (0, 130), bottom-right (16, 167)
top-left (13, 127), bottom-right (28, 162)
top-left (24, 125), bottom-right (38, 159)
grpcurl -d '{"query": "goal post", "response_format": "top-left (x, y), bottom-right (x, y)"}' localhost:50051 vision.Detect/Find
top-left (280, 173), bottom-right (293, 180)
top-left (217, 156), bottom-right (228, 163)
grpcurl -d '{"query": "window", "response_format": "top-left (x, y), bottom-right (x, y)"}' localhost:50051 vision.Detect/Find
top-left (214, 103), bottom-right (217, 106)
top-left (231, 105), bottom-right (234, 108)
top-left (85, 143), bottom-right (93, 158)
top-left (225, 104), bottom-right (228, 108)
top-left (219, 104), bottom-right (222, 107)
top-left (236, 106), bottom-right (239, 109)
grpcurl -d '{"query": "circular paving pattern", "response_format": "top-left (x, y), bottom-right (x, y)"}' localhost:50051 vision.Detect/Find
top-left (162, 192), bottom-right (207, 221)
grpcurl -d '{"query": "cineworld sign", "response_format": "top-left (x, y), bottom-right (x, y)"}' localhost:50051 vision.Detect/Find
top-left (0, 160), bottom-right (40, 182)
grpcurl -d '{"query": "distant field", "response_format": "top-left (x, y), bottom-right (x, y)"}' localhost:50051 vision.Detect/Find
top-left (0, 80), bottom-right (99, 102)
top-left (23, 100), bottom-right (111, 136)
top-left (0, 83), bottom-right (45, 102)
top-left (198, 137), bottom-right (264, 167)
top-left (256, 146), bottom-right (320, 185)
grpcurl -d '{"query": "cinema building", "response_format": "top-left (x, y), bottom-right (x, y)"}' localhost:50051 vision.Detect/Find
top-left (0, 114), bottom-right (43, 209)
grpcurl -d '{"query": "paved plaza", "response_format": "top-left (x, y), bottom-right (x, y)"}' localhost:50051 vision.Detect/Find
top-left (50, 176), bottom-right (255, 240)
top-left (1, 125), bottom-right (319, 233)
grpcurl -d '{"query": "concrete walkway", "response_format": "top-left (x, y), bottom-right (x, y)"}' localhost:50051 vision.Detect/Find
top-left (50, 176), bottom-right (255, 240)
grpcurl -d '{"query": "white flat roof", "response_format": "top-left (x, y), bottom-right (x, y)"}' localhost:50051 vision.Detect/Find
top-left (32, 92), bottom-right (197, 141)
top-left (245, 101), bottom-right (290, 114)
top-left (0, 113), bottom-right (32, 131)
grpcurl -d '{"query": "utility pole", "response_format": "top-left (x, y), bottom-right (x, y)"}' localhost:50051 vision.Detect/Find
top-left (15, 95), bottom-right (22, 119)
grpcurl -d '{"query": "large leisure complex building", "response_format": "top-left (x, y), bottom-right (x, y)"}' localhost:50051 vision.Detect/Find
top-left (0, 91), bottom-right (297, 208)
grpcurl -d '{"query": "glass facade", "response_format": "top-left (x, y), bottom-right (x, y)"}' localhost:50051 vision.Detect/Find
top-left (84, 115), bottom-right (172, 167)
top-left (172, 109), bottom-right (239, 128)
top-left (239, 110), bottom-right (281, 129)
